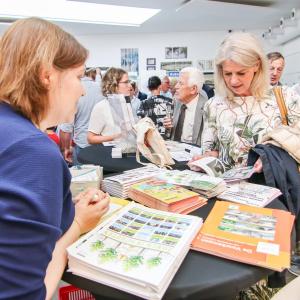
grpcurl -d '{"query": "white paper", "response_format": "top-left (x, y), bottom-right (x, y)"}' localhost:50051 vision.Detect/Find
top-left (257, 242), bottom-right (280, 256)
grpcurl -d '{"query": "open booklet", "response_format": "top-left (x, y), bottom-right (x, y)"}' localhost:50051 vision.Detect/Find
top-left (217, 181), bottom-right (282, 207)
top-left (156, 169), bottom-right (226, 198)
top-left (189, 157), bottom-right (255, 182)
top-left (67, 202), bottom-right (202, 300)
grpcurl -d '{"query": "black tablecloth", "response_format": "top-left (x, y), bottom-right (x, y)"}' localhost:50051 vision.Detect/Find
top-left (63, 199), bottom-right (287, 300)
top-left (78, 144), bottom-right (188, 174)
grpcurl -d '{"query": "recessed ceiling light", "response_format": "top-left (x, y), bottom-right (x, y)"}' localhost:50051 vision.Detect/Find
top-left (0, 0), bottom-right (160, 26)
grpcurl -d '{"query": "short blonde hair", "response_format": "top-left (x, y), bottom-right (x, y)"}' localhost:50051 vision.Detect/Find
top-left (214, 32), bottom-right (269, 100)
top-left (0, 17), bottom-right (88, 125)
top-left (102, 67), bottom-right (127, 96)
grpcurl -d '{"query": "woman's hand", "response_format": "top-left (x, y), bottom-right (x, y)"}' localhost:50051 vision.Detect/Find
top-left (74, 188), bottom-right (110, 234)
top-left (253, 158), bottom-right (263, 173)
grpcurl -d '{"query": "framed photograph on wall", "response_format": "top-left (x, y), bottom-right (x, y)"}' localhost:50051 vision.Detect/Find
top-left (173, 47), bottom-right (187, 59)
top-left (121, 48), bottom-right (139, 73)
top-left (165, 47), bottom-right (173, 59)
top-left (147, 65), bottom-right (156, 71)
top-left (146, 58), bottom-right (156, 65)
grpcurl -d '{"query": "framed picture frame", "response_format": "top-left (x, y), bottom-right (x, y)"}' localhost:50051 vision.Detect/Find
top-left (146, 58), bottom-right (156, 65)
top-left (147, 65), bottom-right (156, 71)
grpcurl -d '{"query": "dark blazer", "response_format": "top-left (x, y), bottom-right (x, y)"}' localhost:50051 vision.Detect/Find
top-left (248, 144), bottom-right (300, 217)
top-left (202, 84), bottom-right (215, 99)
top-left (137, 91), bottom-right (147, 101)
top-left (171, 94), bottom-right (208, 146)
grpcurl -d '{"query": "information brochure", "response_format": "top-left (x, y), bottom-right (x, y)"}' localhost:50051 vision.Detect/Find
top-left (192, 201), bottom-right (294, 271)
top-left (217, 182), bottom-right (282, 207)
top-left (68, 203), bottom-right (203, 300)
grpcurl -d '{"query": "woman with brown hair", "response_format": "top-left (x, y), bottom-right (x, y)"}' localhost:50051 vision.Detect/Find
top-left (0, 18), bottom-right (109, 299)
top-left (87, 67), bottom-right (131, 144)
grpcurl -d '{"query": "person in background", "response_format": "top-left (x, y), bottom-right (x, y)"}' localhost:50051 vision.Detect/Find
top-left (46, 126), bottom-right (60, 146)
top-left (0, 17), bottom-right (109, 300)
top-left (163, 67), bottom-right (207, 146)
top-left (202, 83), bottom-right (215, 99)
top-left (85, 67), bottom-right (97, 81)
top-left (267, 51), bottom-right (285, 86)
top-left (138, 76), bottom-right (173, 137)
top-left (160, 75), bottom-right (173, 98)
top-left (170, 78), bottom-right (178, 98)
top-left (87, 67), bottom-right (130, 144)
top-left (129, 81), bottom-right (140, 117)
top-left (59, 67), bottom-right (103, 165)
top-left (135, 82), bottom-right (147, 100)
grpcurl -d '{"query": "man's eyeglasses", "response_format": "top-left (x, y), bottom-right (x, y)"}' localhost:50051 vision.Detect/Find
top-left (119, 80), bottom-right (130, 84)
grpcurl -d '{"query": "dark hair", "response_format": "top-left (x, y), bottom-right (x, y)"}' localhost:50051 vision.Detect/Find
top-left (130, 81), bottom-right (137, 90)
top-left (85, 68), bottom-right (97, 81)
top-left (147, 76), bottom-right (161, 91)
top-left (267, 52), bottom-right (284, 62)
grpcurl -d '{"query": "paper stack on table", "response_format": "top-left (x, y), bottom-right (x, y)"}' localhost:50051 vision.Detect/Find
top-left (128, 179), bottom-right (207, 214)
top-left (68, 202), bottom-right (203, 300)
top-left (102, 166), bottom-right (162, 198)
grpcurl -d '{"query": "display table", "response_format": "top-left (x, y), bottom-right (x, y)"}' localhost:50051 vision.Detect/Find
top-left (78, 144), bottom-right (188, 174)
top-left (63, 198), bottom-right (287, 300)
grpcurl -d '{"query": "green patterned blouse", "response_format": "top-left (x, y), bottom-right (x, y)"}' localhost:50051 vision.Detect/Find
top-left (201, 87), bottom-right (300, 169)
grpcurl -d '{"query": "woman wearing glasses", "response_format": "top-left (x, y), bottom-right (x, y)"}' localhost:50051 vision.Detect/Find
top-left (87, 67), bottom-right (131, 144)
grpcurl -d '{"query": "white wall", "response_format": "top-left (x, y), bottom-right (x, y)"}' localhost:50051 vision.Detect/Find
top-left (76, 30), bottom-right (227, 92)
top-left (281, 37), bottom-right (300, 85)
top-left (76, 30), bottom-right (276, 92)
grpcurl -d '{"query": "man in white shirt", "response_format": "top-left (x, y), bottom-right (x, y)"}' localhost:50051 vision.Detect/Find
top-left (163, 67), bottom-right (207, 146)
top-left (59, 74), bottom-right (103, 165)
top-left (160, 75), bottom-right (173, 98)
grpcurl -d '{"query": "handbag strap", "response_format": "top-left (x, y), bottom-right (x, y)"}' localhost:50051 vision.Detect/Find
top-left (273, 86), bottom-right (289, 126)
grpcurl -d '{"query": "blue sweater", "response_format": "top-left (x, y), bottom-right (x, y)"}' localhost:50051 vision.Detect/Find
top-left (0, 103), bottom-right (74, 299)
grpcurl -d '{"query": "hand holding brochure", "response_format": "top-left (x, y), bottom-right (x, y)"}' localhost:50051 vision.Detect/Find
top-left (189, 156), bottom-right (225, 177)
top-left (189, 157), bottom-right (255, 182)
top-left (68, 203), bottom-right (203, 300)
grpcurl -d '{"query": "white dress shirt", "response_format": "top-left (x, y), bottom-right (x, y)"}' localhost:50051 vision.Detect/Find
top-left (181, 95), bottom-right (198, 143)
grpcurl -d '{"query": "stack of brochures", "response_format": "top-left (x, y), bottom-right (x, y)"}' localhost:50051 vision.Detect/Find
top-left (217, 181), bottom-right (282, 207)
top-left (156, 169), bottom-right (226, 198)
top-left (102, 166), bottom-right (161, 198)
top-left (128, 179), bottom-right (207, 214)
top-left (68, 203), bottom-right (203, 300)
top-left (192, 201), bottom-right (294, 271)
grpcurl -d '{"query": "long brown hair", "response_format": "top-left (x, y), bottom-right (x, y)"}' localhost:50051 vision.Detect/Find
top-left (0, 17), bottom-right (88, 125)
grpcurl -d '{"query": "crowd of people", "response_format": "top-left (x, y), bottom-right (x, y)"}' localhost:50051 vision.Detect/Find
top-left (0, 16), bottom-right (300, 299)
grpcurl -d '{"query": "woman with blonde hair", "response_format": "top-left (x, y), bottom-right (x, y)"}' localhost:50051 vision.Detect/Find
top-left (0, 18), bottom-right (109, 299)
top-left (190, 32), bottom-right (300, 170)
top-left (87, 67), bottom-right (131, 144)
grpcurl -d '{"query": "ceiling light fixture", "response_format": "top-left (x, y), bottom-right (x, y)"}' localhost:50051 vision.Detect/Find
top-left (0, 0), bottom-right (160, 27)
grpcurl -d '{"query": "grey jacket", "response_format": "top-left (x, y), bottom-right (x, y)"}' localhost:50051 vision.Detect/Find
top-left (171, 94), bottom-right (208, 146)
